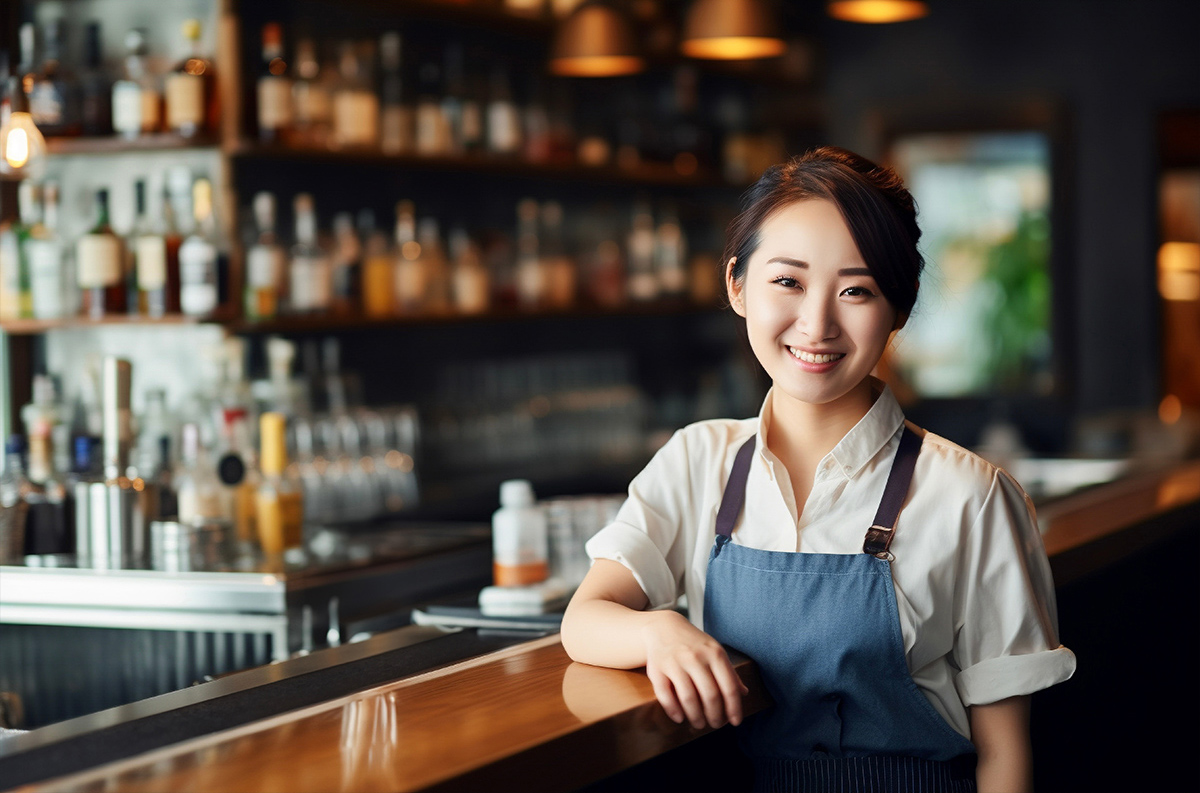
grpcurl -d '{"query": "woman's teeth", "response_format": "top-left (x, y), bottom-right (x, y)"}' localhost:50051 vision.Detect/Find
top-left (789, 348), bottom-right (845, 364)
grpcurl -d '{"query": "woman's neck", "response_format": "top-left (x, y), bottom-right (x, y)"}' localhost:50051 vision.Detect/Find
top-left (765, 378), bottom-right (879, 466)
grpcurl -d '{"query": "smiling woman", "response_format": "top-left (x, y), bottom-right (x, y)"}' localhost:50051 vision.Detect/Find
top-left (561, 147), bottom-right (1075, 793)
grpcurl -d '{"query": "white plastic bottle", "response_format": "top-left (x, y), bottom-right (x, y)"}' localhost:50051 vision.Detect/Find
top-left (491, 479), bottom-right (548, 587)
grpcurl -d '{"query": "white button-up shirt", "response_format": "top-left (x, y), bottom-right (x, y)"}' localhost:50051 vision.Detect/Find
top-left (586, 379), bottom-right (1076, 740)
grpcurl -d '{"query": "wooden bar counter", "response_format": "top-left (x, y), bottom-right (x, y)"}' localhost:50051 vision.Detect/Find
top-left (6, 458), bottom-right (1199, 793)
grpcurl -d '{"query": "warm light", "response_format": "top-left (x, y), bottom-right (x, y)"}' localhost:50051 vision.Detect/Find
top-left (680, 36), bottom-right (786, 59)
top-left (549, 55), bottom-right (643, 77)
top-left (682, 0), bottom-right (786, 61)
top-left (0, 111), bottom-right (48, 179)
top-left (1159, 394), bottom-right (1183, 425)
top-left (1158, 241), bottom-right (1200, 301)
top-left (828, 0), bottom-right (929, 23)
top-left (549, 2), bottom-right (645, 77)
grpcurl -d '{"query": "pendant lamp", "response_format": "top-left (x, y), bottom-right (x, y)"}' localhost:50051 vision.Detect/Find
top-left (681, 0), bottom-right (786, 60)
top-left (827, 0), bottom-right (929, 24)
top-left (549, 1), bottom-right (645, 77)
top-left (0, 77), bottom-right (49, 180)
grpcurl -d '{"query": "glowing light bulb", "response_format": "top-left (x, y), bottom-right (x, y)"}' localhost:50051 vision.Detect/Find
top-left (0, 110), bottom-right (49, 180)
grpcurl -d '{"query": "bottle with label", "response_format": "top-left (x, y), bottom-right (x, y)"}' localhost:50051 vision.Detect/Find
top-left (257, 22), bottom-right (292, 144)
top-left (542, 201), bottom-right (576, 309)
top-left (111, 28), bottom-right (160, 139)
top-left (0, 436), bottom-right (31, 562)
top-left (165, 19), bottom-right (216, 139)
top-left (134, 388), bottom-right (176, 520)
top-left (174, 422), bottom-right (224, 526)
top-left (450, 225), bottom-right (489, 315)
top-left (626, 201), bottom-right (658, 302)
top-left (256, 411), bottom-right (304, 557)
top-left (291, 37), bottom-right (331, 148)
top-left (486, 68), bottom-right (522, 157)
top-left (131, 180), bottom-right (168, 317)
top-left (160, 181), bottom-right (184, 314)
top-left (245, 191), bottom-right (285, 320)
top-left (330, 212), bottom-right (361, 314)
top-left (10, 181), bottom-right (38, 319)
top-left (655, 204), bottom-right (688, 299)
top-left (28, 19), bottom-right (80, 137)
top-left (177, 177), bottom-right (220, 317)
top-left (515, 198), bottom-right (545, 308)
top-left (289, 193), bottom-right (331, 314)
top-left (77, 189), bottom-right (126, 318)
top-left (441, 43), bottom-right (466, 155)
top-left (414, 56), bottom-right (447, 156)
top-left (21, 376), bottom-right (71, 557)
top-left (378, 32), bottom-right (412, 155)
top-left (332, 40), bottom-right (379, 148)
top-left (27, 182), bottom-right (68, 319)
top-left (360, 210), bottom-right (395, 318)
top-left (417, 217), bottom-right (449, 313)
top-left (392, 200), bottom-right (425, 312)
top-left (79, 22), bottom-right (112, 136)
top-left (492, 479), bottom-right (548, 587)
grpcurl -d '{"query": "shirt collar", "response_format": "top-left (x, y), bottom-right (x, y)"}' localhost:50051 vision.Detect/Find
top-left (755, 377), bottom-right (906, 480)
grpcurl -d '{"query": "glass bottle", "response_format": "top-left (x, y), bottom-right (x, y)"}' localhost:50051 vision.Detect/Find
top-left (77, 188), bottom-right (127, 318)
top-left (29, 19), bottom-right (80, 137)
top-left (291, 37), bottom-right (331, 148)
top-left (330, 212), bottom-right (361, 314)
top-left (655, 203), bottom-right (688, 299)
top-left (418, 217), bottom-right (449, 313)
top-left (27, 181), bottom-right (68, 320)
top-left (111, 28), bottom-right (160, 139)
top-left (289, 193), bottom-right (331, 314)
top-left (131, 179), bottom-right (169, 317)
top-left (378, 32), bottom-right (412, 155)
top-left (79, 22), bottom-right (112, 136)
top-left (245, 191), bottom-right (285, 320)
top-left (392, 199), bottom-right (425, 313)
top-left (165, 19), bottom-right (216, 139)
top-left (21, 375), bottom-right (69, 558)
top-left (160, 181), bottom-right (184, 314)
top-left (450, 225), bottom-right (489, 315)
top-left (177, 177), bottom-right (220, 317)
top-left (542, 201), bottom-right (576, 309)
top-left (0, 436), bottom-right (31, 562)
top-left (360, 210), bottom-right (395, 318)
top-left (332, 40), bottom-right (379, 149)
top-left (256, 412), bottom-right (304, 557)
top-left (134, 388), bottom-right (176, 521)
top-left (626, 200), bottom-right (658, 302)
top-left (515, 197), bottom-right (545, 308)
top-left (11, 180), bottom-right (38, 318)
top-left (414, 56), bottom-right (447, 157)
top-left (441, 42), bottom-right (466, 155)
top-left (174, 423), bottom-right (224, 527)
top-left (257, 22), bottom-right (292, 144)
top-left (486, 68), bottom-right (522, 157)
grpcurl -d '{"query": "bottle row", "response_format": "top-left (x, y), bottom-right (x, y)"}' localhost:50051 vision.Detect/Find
top-left (7, 15), bottom-right (766, 178)
top-left (0, 176), bottom-right (723, 324)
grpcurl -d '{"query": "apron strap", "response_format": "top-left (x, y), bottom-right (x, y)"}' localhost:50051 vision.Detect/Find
top-left (715, 435), bottom-right (757, 538)
top-left (863, 426), bottom-right (923, 558)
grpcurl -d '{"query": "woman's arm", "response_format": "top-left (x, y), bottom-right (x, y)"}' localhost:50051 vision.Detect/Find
top-left (969, 695), bottom-right (1032, 793)
top-left (561, 559), bottom-right (748, 730)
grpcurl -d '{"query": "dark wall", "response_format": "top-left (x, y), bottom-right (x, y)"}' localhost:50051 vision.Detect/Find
top-left (818, 0), bottom-right (1200, 415)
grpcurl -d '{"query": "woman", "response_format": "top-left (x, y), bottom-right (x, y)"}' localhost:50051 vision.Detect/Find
top-left (561, 147), bottom-right (1075, 793)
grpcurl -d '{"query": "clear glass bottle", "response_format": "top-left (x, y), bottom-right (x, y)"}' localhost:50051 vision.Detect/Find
top-left (130, 179), bottom-right (167, 317)
top-left (160, 180), bottom-right (184, 314)
top-left (111, 28), bottom-right (160, 140)
top-left (418, 217), bottom-right (449, 313)
top-left (27, 181), bottom-right (68, 320)
top-left (174, 422), bottom-right (224, 526)
top-left (330, 212), bottom-right (361, 314)
top-left (77, 188), bottom-right (127, 318)
top-left (245, 191), bottom-right (285, 320)
top-left (257, 22), bottom-right (292, 144)
top-left (414, 56), bottom-right (447, 156)
top-left (12, 180), bottom-right (39, 319)
top-left (79, 22), bottom-right (112, 136)
top-left (291, 37), bottom-right (331, 148)
top-left (165, 19), bottom-right (216, 139)
top-left (29, 19), bottom-right (80, 137)
top-left (378, 32), bottom-right (412, 155)
top-left (134, 387), bottom-right (176, 521)
top-left (332, 40), bottom-right (379, 149)
top-left (392, 199), bottom-right (425, 313)
top-left (441, 42), bottom-right (466, 155)
top-left (515, 197), bottom-right (545, 308)
top-left (542, 201), bottom-right (576, 309)
top-left (626, 200), bottom-right (658, 302)
top-left (256, 412), bottom-right (304, 557)
top-left (177, 177), bottom-right (220, 317)
top-left (360, 210), bottom-right (395, 318)
top-left (289, 193), bottom-right (331, 314)
top-left (450, 224), bottom-right (489, 315)
top-left (655, 203), bottom-right (688, 299)
top-left (486, 68), bottom-right (522, 157)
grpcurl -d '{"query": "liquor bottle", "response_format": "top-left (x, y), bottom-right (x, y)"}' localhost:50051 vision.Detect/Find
top-left (257, 23), bottom-right (292, 144)
top-left (244, 191), bottom-right (285, 320)
top-left (414, 55), bottom-right (447, 156)
top-left (160, 181), bottom-right (184, 314)
top-left (22, 375), bottom-right (71, 557)
top-left (131, 179), bottom-right (169, 317)
top-left (289, 193), bottom-right (331, 314)
top-left (133, 388), bottom-right (176, 520)
top-left (256, 412), bottom-right (304, 557)
top-left (111, 29), bottom-right (160, 140)
top-left (655, 204), bottom-right (688, 299)
top-left (441, 42), bottom-right (466, 155)
top-left (460, 66), bottom-right (485, 155)
top-left (332, 40), bottom-right (379, 149)
top-left (418, 217), bottom-right (449, 312)
top-left (542, 201), bottom-right (576, 309)
top-left (10, 181), bottom-right (38, 318)
top-left (16, 24), bottom-right (36, 105)
top-left (360, 210), bottom-right (395, 318)
top-left (626, 201), bottom-right (658, 302)
top-left (392, 200), bottom-right (425, 312)
top-left (79, 22), bottom-right (112, 136)
top-left (291, 37), bottom-right (331, 148)
top-left (449, 225), bottom-right (488, 315)
top-left (486, 68), bottom-right (522, 157)
top-left (28, 19), bottom-right (80, 136)
top-left (522, 75), bottom-right (551, 164)
top-left (330, 212), bottom-right (361, 314)
top-left (27, 182), bottom-right (68, 319)
top-left (165, 19), bottom-right (216, 139)
top-left (515, 198), bottom-right (545, 308)
top-left (378, 32), bottom-right (412, 155)
top-left (177, 178), bottom-right (220, 317)
top-left (0, 436), bottom-right (30, 562)
top-left (174, 423), bottom-right (223, 526)
top-left (77, 189), bottom-right (127, 318)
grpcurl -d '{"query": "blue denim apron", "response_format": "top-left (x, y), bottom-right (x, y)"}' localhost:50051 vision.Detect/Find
top-left (703, 429), bottom-right (978, 792)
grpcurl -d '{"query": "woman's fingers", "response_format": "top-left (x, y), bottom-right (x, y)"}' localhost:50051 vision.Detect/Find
top-left (647, 667), bottom-right (686, 725)
top-left (711, 659), bottom-right (747, 726)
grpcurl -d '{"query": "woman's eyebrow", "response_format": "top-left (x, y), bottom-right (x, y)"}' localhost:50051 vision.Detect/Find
top-left (765, 257), bottom-right (874, 277)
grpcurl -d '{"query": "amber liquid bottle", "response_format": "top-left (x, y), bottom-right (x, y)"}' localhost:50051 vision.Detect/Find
top-left (256, 412), bottom-right (304, 557)
top-left (77, 189), bottom-right (127, 318)
top-left (165, 19), bottom-right (217, 139)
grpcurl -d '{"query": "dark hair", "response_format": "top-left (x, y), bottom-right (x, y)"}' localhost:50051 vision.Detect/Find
top-left (722, 146), bottom-right (923, 316)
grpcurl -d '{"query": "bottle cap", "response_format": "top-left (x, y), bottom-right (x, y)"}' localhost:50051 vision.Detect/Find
top-left (260, 412), bottom-right (288, 475)
top-left (499, 479), bottom-right (535, 508)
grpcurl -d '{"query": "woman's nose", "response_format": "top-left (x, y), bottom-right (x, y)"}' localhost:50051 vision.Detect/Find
top-left (796, 295), bottom-right (839, 340)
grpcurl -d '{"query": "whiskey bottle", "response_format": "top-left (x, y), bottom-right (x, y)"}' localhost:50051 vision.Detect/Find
top-left (245, 191), bottom-right (285, 320)
top-left (330, 212), bottom-right (361, 314)
top-left (291, 37), bottom-right (331, 148)
top-left (28, 19), bottom-right (80, 137)
top-left (392, 200), bottom-right (425, 312)
top-left (289, 193), bottom-right (331, 313)
top-left (257, 23), bottom-right (292, 144)
top-left (177, 178), bottom-right (220, 317)
top-left (378, 32), bottom-right (413, 155)
top-left (77, 189), bottom-right (127, 318)
top-left (79, 22), bottom-right (113, 136)
top-left (360, 211), bottom-right (395, 318)
top-left (131, 179), bottom-right (169, 317)
top-left (111, 29), bottom-right (160, 139)
top-left (165, 19), bottom-right (216, 139)
top-left (450, 225), bottom-right (488, 315)
top-left (256, 412), bottom-right (304, 557)
top-left (332, 40), bottom-right (379, 149)
top-left (27, 182), bottom-right (69, 319)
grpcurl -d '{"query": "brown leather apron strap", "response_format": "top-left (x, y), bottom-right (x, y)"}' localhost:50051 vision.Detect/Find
top-left (863, 426), bottom-right (923, 558)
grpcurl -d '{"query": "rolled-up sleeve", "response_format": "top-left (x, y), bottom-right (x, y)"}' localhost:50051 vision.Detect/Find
top-left (952, 470), bottom-right (1077, 706)
top-left (585, 429), bottom-right (693, 610)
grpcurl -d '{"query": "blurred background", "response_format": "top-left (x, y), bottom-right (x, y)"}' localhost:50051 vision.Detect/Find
top-left (0, 0), bottom-right (1197, 788)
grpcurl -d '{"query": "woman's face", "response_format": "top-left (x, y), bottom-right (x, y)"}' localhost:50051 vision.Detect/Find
top-left (727, 199), bottom-right (904, 410)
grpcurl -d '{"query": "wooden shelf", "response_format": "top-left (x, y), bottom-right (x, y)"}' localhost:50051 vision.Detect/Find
top-left (232, 143), bottom-right (736, 189)
top-left (0, 313), bottom-right (211, 336)
top-left (45, 133), bottom-right (223, 156)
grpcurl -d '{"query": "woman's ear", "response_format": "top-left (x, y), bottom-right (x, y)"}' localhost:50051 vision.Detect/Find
top-left (893, 311), bottom-right (909, 332)
top-left (726, 257), bottom-right (746, 317)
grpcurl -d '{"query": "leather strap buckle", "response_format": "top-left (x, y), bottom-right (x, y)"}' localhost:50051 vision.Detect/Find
top-left (863, 524), bottom-right (895, 559)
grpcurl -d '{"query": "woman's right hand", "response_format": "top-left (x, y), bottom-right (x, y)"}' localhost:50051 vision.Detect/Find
top-left (641, 610), bottom-right (749, 730)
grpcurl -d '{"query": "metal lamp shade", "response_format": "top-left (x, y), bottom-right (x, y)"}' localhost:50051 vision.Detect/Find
top-left (827, 0), bottom-right (929, 23)
top-left (549, 2), bottom-right (645, 77)
top-left (681, 0), bottom-right (786, 60)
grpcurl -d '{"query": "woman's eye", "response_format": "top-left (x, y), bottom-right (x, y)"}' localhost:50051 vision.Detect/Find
top-left (772, 276), bottom-right (800, 289)
top-left (842, 286), bottom-right (875, 298)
